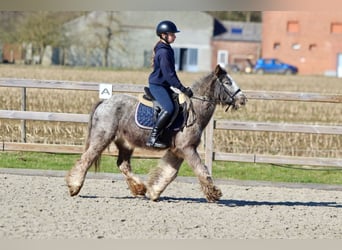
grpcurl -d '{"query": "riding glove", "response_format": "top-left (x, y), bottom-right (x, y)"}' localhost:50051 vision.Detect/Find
top-left (183, 87), bottom-right (193, 98)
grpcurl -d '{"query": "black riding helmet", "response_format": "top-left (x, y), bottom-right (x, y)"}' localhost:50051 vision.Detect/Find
top-left (156, 20), bottom-right (180, 36)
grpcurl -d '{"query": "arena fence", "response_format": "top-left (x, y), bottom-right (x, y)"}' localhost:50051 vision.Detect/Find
top-left (1, 78), bottom-right (342, 174)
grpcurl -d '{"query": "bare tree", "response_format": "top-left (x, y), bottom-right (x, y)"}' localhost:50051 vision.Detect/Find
top-left (14, 12), bottom-right (63, 64)
top-left (11, 11), bottom-right (83, 64)
top-left (0, 11), bottom-right (27, 43)
top-left (86, 11), bottom-right (125, 67)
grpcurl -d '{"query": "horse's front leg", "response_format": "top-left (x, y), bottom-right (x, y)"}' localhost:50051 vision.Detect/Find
top-left (183, 147), bottom-right (222, 202)
top-left (146, 149), bottom-right (183, 201)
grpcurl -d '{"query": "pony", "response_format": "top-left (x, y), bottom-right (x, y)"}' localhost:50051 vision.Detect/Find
top-left (66, 64), bottom-right (247, 202)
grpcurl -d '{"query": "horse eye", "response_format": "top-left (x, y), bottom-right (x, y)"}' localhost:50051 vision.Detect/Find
top-left (224, 78), bottom-right (232, 86)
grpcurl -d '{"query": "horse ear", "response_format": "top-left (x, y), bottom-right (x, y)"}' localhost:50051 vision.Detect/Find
top-left (214, 64), bottom-right (224, 77)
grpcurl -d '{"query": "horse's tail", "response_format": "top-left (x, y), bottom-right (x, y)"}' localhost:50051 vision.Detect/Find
top-left (85, 100), bottom-right (104, 172)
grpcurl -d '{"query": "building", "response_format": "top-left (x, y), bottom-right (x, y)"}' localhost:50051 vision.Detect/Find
top-left (1, 43), bottom-right (22, 64)
top-left (211, 21), bottom-right (262, 72)
top-left (262, 11), bottom-right (342, 76)
top-left (2, 11), bottom-right (265, 74)
top-left (63, 11), bottom-right (226, 72)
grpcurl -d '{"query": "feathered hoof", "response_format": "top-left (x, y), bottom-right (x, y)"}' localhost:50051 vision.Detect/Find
top-left (145, 188), bottom-right (160, 202)
top-left (204, 185), bottom-right (222, 203)
top-left (65, 171), bottom-right (84, 197)
top-left (130, 183), bottom-right (147, 197)
top-left (67, 184), bottom-right (82, 197)
top-left (126, 178), bottom-right (147, 197)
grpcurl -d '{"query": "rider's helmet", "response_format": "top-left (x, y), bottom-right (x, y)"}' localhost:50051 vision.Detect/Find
top-left (156, 20), bottom-right (180, 36)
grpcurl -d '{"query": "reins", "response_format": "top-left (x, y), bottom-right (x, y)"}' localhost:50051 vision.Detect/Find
top-left (191, 95), bottom-right (215, 103)
top-left (184, 74), bottom-right (242, 126)
top-left (191, 87), bottom-right (241, 112)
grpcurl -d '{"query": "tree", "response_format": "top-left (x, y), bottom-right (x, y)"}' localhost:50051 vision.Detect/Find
top-left (8, 11), bottom-right (83, 64)
top-left (14, 12), bottom-right (63, 64)
top-left (0, 11), bottom-right (27, 43)
top-left (86, 11), bottom-right (125, 67)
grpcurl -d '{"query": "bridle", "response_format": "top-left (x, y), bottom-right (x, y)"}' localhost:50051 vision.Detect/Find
top-left (223, 87), bottom-right (241, 111)
top-left (191, 77), bottom-right (241, 112)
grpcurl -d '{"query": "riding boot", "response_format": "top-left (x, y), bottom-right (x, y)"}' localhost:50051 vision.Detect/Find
top-left (146, 110), bottom-right (171, 149)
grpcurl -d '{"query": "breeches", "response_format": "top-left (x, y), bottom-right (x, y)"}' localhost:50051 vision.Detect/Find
top-left (149, 84), bottom-right (175, 114)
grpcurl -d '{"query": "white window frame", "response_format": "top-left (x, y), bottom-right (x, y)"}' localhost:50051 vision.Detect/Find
top-left (217, 50), bottom-right (228, 68)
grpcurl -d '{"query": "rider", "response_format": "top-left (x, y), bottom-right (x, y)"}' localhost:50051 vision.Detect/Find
top-left (146, 20), bottom-right (193, 149)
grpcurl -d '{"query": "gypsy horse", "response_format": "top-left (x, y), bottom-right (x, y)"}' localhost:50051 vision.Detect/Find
top-left (66, 65), bottom-right (247, 202)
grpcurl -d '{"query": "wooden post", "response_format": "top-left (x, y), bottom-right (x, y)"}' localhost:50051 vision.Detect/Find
top-left (21, 87), bottom-right (26, 143)
top-left (204, 117), bottom-right (214, 175)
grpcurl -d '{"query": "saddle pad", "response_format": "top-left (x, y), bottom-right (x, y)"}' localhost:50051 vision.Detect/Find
top-left (135, 103), bottom-right (184, 131)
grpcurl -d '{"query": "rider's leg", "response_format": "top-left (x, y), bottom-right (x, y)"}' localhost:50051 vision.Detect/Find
top-left (146, 109), bottom-right (172, 148)
top-left (146, 85), bottom-right (174, 149)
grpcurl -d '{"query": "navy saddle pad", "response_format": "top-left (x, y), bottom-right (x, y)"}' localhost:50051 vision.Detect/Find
top-left (135, 103), bottom-right (184, 131)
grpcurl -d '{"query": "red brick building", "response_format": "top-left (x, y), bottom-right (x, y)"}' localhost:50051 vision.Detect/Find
top-left (211, 21), bottom-right (262, 72)
top-left (262, 11), bottom-right (342, 76)
top-left (2, 43), bottom-right (23, 64)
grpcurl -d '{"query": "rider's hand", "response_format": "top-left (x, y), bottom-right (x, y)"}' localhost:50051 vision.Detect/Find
top-left (183, 87), bottom-right (193, 98)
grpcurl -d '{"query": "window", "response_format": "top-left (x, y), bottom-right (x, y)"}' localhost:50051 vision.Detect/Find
top-left (309, 44), bottom-right (317, 51)
top-left (174, 47), bottom-right (198, 72)
top-left (188, 48), bottom-right (198, 66)
top-left (292, 43), bottom-right (301, 50)
top-left (331, 23), bottom-right (342, 34)
top-left (273, 42), bottom-right (281, 50)
top-left (231, 27), bottom-right (243, 34)
top-left (287, 21), bottom-right (299, 33)
top-left (264, 59), bottom-right (272, 65)
top-left (217, 50), bottom-right (228, 68)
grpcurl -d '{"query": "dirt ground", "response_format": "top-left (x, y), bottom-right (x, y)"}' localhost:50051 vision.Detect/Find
top-left (1, 168), bottom-right (342, 239)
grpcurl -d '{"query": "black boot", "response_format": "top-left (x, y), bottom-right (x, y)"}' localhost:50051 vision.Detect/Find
top-left (146, 110), bottom-right (171, 149)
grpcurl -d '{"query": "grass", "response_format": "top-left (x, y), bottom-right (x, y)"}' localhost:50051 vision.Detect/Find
top-left (1, 151), bottom-right (342, 185)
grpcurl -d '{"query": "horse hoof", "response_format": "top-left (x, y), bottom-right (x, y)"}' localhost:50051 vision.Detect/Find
top-left (131, 183), bottom-right (147, 197)
top-left (145, 189), bottom-right (160, 202)
top-left (68, 185), bottom-right (82, 196)
top-left (65, 169), bottom-right (85, 197)
top-left (126, 178), bottom-right (147, 197)
top-left (204, 185), bottom-right (222, 203)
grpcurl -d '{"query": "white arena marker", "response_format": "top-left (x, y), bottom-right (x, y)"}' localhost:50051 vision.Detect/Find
top-left (99, 84), bottom-right (112, 99)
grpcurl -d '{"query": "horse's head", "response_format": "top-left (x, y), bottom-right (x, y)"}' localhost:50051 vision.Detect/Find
top-left (213, 64), bottom-right (247, 111)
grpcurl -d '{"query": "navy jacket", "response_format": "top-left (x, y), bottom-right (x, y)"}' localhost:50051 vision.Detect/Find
top-left (148, 42), bottom-right (186, 92)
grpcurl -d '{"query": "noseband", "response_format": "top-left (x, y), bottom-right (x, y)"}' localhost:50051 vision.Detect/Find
top-left (223, 86), bottom-right (241, 111)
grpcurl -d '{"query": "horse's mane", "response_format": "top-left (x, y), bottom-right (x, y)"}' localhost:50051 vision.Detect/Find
top-left (191, 72), bottom-right (215, 94)
top-left (191, 71), bottom-right (229, 106)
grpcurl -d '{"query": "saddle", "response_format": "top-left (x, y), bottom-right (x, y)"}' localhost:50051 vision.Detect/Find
top-left (135, 87), bottom-right (190, 132)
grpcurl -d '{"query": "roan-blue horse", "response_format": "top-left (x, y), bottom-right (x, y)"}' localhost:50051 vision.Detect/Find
top-left (66, 65), bottom-right (247, 202)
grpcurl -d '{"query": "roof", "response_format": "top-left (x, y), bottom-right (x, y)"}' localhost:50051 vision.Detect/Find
top-left (213, 21), bottom-right (262, 42)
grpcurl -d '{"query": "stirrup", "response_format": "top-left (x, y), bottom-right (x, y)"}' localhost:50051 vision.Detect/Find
top-left (146, 136), bottom-right (168, 149)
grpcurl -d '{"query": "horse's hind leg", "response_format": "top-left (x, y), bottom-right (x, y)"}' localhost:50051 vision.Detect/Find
top-left (146, 149), bottom-right (183, 201)
top-left (115, 139), bottom-right (146, 197)
top-left (66, 144), bottom-right (105, 196)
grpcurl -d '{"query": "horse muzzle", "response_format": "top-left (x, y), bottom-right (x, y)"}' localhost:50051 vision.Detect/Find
top-left (231, 92), bottom-right (247, 110)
